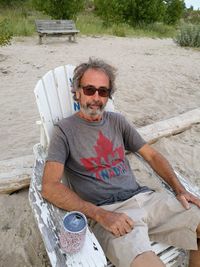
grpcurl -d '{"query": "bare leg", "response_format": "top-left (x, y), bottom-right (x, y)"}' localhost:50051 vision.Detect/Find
top-left (189, 223), bottom-right (200, 267)
top-left (131, 251), bottom-right (165, 267)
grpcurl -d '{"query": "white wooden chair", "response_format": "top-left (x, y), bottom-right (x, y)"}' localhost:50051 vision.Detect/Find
top-left (29, 64), bottom-right (200, 267)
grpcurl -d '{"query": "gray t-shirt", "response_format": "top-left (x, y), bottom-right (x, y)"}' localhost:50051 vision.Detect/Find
top-left (47, 112), bottom-right (150, 205)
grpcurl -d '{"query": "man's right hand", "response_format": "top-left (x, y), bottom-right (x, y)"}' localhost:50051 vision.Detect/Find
top-left (96, 209), bottom-right (134, 237)
top-left (42, 162), bottom-right (134, 238)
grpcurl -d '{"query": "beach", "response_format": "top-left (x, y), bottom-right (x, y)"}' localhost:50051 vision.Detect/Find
top-left (0, 35), bottom-right (200, 266)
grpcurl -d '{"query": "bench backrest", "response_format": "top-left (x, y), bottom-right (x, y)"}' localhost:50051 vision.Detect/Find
top-left (35, 20), bottom-right (77, 31)
top-left (34, 65), bottom-right (114, 146)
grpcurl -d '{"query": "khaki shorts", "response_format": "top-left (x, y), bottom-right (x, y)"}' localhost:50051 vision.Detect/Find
top-left (91, 191), bottom-right (200, 267)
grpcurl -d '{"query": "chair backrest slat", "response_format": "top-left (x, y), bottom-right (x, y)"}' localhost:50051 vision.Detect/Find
top-left (42, 70), bottom-right (63, 122)
top-left (53, 65), bottom-right (77, 118)
top-left (35, 79), bottom-right (54, 144)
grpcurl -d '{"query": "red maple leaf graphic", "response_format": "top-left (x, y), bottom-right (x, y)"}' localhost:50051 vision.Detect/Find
top-left (80, 131), bottom-right (124, 181)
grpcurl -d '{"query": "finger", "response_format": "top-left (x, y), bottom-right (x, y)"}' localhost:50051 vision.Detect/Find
top-left (190, 196), bottom-right (200, 208)
top-left (124, 222), bottom-right (133, 234)
top-left (177, 195), bottom-right (190, 209)
top-left (126, 217), bottom-right (134, 229)
top-left (112, 228), bottom-right (121, 237)
top-left (117, 224), bottom-right (127, 236)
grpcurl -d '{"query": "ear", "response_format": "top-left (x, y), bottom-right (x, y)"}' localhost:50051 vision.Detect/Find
top-left (76, 91), bottom-right (80, 100)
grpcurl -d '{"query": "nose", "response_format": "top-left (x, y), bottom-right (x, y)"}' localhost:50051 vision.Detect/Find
top-left (92, 90), bottom-right (100, 100)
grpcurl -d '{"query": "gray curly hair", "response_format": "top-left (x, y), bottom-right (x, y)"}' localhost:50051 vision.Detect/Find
top-left (71, 58), bottom-right (117, 100)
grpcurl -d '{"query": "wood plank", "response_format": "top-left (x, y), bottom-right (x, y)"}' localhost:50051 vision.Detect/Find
top-left (35, 20), bottom-right (79, 35)
top-left (39, 30), bottom-right (79, 34)
top-left (151, 242), bottom-right (172, 255)
top-left (54, 65), bottom-right (76, 118)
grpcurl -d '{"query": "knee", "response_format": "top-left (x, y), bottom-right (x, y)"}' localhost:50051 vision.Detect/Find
top-left (131, 251), bottom-right (165, 267)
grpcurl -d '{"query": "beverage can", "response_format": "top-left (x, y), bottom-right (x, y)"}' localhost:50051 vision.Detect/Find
top-left (59, 211), bottom-right (87, 254)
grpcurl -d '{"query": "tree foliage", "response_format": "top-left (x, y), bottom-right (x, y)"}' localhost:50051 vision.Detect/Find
top-left (164, 0), bottom-right (185, 24)
top-left (94, 0), bottom-right (127, 25)
top-left (0, 0), bottom-right (24, 7)
top-left (94, 0), bottom-right (185, 26)
top-left (32, 0), bottom-right (84, 20)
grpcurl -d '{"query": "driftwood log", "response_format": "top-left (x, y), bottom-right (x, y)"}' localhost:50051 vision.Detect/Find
top-left (0, 155), bottom-right (33, 194)
top-left (138, 108), bottom-right (200, 144)
top-left (1, 108), bottom-right (200, 194)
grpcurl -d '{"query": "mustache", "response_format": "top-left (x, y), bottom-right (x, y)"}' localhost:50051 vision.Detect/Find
top-left (86, 100), bottom-right (103, 107)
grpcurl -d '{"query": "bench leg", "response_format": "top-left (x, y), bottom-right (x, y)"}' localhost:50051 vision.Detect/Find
top-left (73, 34), bottom-right (76, 42)
top-left (68, 35), bottom-right (76, 42)
top-left (44, 34), bottom-right (47, 44)
top-left (68, 35), bottom-right (72, 42)
top-left (38, 34), bottom-right (42, 45)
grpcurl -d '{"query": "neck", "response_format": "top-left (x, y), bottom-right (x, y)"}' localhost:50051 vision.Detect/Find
top-left (76, 111), bottom-right (103, 122)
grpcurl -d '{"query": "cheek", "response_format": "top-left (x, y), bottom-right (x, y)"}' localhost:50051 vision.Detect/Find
top-left (102, 97), bottom-right (108, 106)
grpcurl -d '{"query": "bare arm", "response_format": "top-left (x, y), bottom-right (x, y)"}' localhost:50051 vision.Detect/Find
top-left (42, 161), bottom-right (134, 237)
top-left (138, 144), bottom-right (200, 209)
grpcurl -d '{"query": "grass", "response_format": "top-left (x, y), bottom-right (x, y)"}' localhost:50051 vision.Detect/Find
top-left (77, 12), bottom-right (176, 38)
top-left (0, 5), bottom-right (178, 39)
top-left (0, 5), bottom-right (49, 36)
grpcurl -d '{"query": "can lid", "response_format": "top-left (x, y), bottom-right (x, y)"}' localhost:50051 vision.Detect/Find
top-left (63, 212), bottom-right (87, 232)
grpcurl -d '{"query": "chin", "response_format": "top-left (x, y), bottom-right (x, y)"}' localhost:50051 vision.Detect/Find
top-left (89, 109), bottom-right (104, 117)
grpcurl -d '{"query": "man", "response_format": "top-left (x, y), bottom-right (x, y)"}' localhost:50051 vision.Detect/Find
top-left (42, 58), bottom-right (200, 267)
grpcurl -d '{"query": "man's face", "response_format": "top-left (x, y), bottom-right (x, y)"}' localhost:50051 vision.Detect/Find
top-left (76, 69), bottom-right (110, 119)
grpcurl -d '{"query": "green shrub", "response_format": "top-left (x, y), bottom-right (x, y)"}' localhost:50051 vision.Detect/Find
top-left (32, 0), bottom-right (84, 20)
top-left (126, 0), bottom-right (166, 26)
top-left (94, 0), bottom-right (166, 26)
top-left (94, 0), bottom-right (186, 27)
top-left (0, 18), bottom-right (13, 46)
top-left (0, 0), bottom-right (24, 7)
top-left (174, 23), bottom-right (200, 47)
top-left (94, 0), bottom-right (127, 26)
top-left (164, 0), bottom-right (185, 25)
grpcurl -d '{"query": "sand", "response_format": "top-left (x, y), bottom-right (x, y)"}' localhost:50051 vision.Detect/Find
top-left (0, 35), bottom-right (200, 266)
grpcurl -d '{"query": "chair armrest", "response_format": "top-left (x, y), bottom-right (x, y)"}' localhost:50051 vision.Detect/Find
top-left (29, 144), bottom-right (107, 267)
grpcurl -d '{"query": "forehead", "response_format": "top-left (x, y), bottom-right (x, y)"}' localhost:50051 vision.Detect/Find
top-left (81, 68), bottom-right (109, 86)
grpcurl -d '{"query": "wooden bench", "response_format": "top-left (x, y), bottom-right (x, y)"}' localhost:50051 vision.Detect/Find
top-left (35, 20), bottom-right (80, 44)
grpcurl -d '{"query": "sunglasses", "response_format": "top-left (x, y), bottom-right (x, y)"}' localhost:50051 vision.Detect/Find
top-left (80, 85), bottom-right (111, 97)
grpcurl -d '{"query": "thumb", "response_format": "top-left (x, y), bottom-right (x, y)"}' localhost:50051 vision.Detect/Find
top-left (177, 194), bottom-right (190, 210)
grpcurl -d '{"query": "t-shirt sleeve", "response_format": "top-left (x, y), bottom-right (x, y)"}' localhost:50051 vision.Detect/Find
top-left (117, 114), bottom-right (146, 152)
top-left (46, 125), bottom-right (69, 164)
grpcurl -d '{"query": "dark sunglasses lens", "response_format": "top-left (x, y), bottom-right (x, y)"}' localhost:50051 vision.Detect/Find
top-left (82, 86), bottom-right (110, 97)
top-left (83, 86), bottom-right (96, 96)
top-left (98, 88), bottom-right (110, 97)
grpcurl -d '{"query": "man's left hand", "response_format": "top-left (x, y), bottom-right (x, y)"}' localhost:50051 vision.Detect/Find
top-left (176, 191), bottom-right (200, 209)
